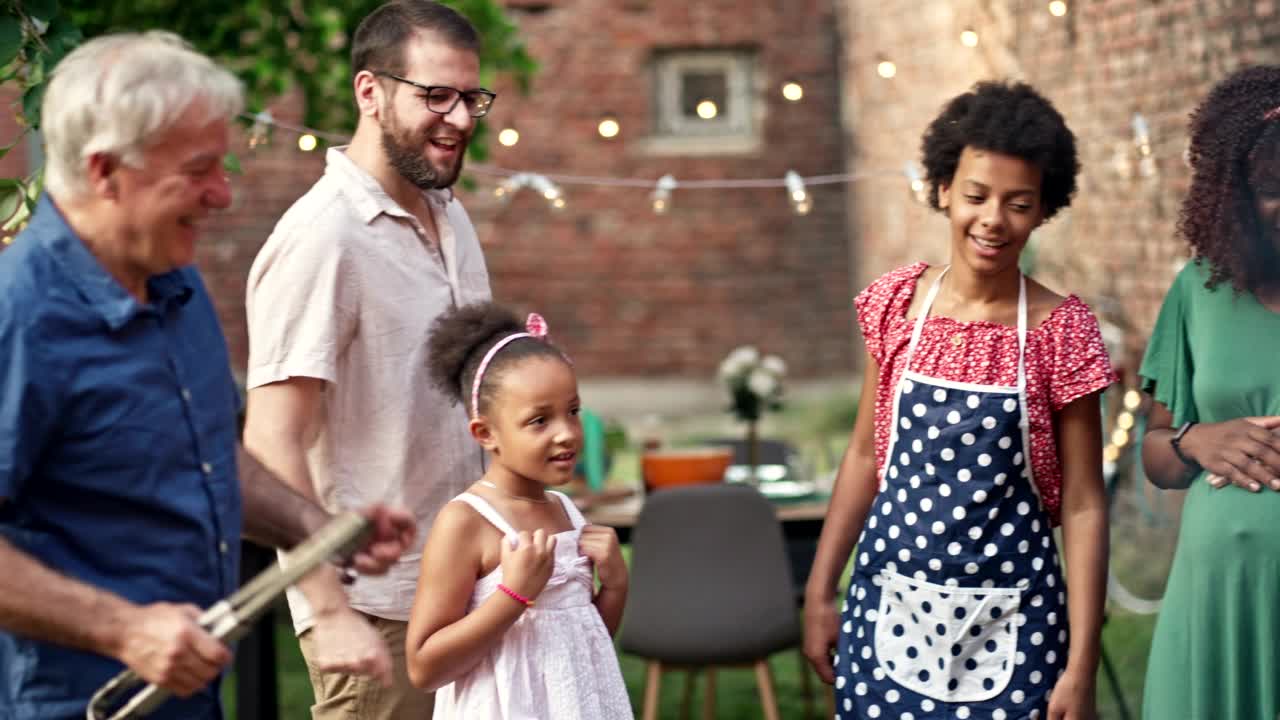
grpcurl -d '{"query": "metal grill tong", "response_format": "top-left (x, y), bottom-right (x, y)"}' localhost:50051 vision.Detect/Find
top-left (87, 512), bottom-right (372, 720)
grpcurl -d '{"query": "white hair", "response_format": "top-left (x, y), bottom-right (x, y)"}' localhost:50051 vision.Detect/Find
top-left (41, 31), bottom-right (244, 199)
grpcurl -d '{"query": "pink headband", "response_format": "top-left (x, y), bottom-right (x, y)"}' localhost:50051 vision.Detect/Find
top-left (470, 313), bottom-right (550, 418)
top-left (1265, 106), bottom-right (1280, 122)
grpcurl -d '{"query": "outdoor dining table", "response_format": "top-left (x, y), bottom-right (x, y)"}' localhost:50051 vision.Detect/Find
top-left (582, 489), bottom-right (831, 546)
top-left (582, 484), bottom-right (832, 603)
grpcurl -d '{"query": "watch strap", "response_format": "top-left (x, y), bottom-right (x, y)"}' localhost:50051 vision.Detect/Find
top-left (1170, 421), bottom-right (1199, 468)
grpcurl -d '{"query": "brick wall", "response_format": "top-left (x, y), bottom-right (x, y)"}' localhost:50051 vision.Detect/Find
top-left (837, 0), bottom-right (1280, 376)
top-left (464, 0), bottom-right (854, 379)
top-left (2, 3), bottom-right (852, 383)
top-left (189, 0), bottom-right (854, 382)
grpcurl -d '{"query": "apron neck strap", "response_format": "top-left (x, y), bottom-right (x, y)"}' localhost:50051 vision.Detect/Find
top-left (905, 266), bottom-right (1028, 388)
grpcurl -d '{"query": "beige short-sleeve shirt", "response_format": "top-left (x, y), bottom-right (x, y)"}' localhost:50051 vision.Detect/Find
top-left (246, 147), bottom-right (490, 630)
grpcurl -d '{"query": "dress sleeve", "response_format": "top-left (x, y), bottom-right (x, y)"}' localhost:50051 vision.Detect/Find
top-left (1048, 298), bottom-right (1118, 411)
top-left (854, 263), bottom-right (922, 365)
top-left (1138, 264), bottom-right (1198, 426)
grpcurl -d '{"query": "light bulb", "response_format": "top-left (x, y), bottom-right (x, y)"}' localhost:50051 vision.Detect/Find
top-left (248, 111), bottom-right (272, 150)
top-left (877, 60), bottom-right (897, 79)
top-left (498, 128), bottom-right (520, 147)
top-left (784, 171), bottom-right (812, 215)
top-left (297, 134), bottom-right (318, 152)
top-left (651, 175), bottom-right (677, 215)
top-left (696, 100), bottom-right (719, 119)
top-left (961, 29), bottom-right (979, 47)
top-left (598, 116), bottom-right (621, 138)
top-left (1049, 0), bottom-right (1067, 17)
top-left (782, 82), bottom-right (804, 102)
top-left (1123, 390), bottom-right (1141, 410)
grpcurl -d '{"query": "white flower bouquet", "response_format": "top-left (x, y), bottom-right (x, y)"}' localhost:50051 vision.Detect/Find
top-left (717, 346), bottom-right (786, 423)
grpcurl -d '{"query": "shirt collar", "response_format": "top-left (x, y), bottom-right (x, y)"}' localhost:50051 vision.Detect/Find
top-left (32, 194), bottom-right (194, 331)
top-left (323, 146), bottom-right (454, 225)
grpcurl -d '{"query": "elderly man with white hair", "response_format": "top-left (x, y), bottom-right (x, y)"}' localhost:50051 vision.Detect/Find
top-left (0, 32), bottom-right (416, 719)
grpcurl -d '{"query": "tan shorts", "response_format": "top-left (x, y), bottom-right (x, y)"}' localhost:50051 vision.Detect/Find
top-left (298, 613), bottom-right (434, 720)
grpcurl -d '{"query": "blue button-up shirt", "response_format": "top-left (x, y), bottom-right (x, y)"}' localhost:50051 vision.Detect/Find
top-left (0, 196), bottom-right (241, 720)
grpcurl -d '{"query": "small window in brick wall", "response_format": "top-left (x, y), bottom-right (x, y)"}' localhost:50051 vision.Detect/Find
top-left (647, 49), bottom-right (760, 155)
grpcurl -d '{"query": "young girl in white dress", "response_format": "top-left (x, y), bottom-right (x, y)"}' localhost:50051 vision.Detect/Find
top-left (406, 302), bottom-right (633, 720)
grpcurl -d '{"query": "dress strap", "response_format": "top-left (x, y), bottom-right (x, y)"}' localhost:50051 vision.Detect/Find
top-left (549, 490), bottom-right (589, 530)
top-left (453, 493), bottom-right (519, 537)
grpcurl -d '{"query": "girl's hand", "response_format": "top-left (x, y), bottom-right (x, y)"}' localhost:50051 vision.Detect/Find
top-left (499, 529), bottom-right (557, 600)
top-left (802, 598), bottom-right (839, 684)
top-left (1185, 416), bottom-right (1280, 492)
top-left (1046, 668), bottom-right (1097, 720)
top-left (578, 524), bottom-right (628, 590)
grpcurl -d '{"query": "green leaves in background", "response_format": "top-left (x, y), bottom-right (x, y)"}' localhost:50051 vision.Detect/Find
top-left (0, 0), bottom-right (536, 239)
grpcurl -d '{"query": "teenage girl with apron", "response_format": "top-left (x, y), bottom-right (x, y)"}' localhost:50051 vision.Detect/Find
top-left (802, 81), bottom-right (1114, 719)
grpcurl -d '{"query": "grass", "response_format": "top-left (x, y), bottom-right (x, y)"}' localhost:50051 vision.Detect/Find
top-left (224, 603), bottom-right (1157, 719)
top-left (221, 392), bottom-right (1161, 719)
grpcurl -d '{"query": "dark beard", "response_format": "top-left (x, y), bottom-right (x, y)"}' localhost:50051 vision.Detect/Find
top-left (380, 127), bottom-right (465, 190)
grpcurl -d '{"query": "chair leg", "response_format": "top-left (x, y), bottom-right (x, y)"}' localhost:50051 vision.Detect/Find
top-left (797, 648), bottom-right (814, 720)
top-left (754, 660), bottom-right (781, 720)
top-left (702, 668), bottom-right (717, 720)
top-left (642, 661), bottom-right (662, 720)
top-left (679, 669), bottom-right (696, 720)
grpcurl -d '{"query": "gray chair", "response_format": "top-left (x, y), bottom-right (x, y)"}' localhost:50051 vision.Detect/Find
top-left (704, 437), bottom-right (820, 606)
top-left (619, 484), bottom-right (814, 720)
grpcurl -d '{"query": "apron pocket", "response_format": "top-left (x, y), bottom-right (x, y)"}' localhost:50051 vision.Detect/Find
top-left (873, 570), bottom-right (1020, 703)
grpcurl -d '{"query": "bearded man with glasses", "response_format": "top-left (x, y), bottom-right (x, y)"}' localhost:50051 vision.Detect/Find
top-left (242, 2), bottom-right (496, 718)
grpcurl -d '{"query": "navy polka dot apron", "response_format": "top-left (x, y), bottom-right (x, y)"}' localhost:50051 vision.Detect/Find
top-left (834, 268), bottom-right (1067, 720)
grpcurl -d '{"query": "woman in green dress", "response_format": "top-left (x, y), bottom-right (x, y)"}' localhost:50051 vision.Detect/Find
top-left (1139, 65), bottom-right (1280, 720)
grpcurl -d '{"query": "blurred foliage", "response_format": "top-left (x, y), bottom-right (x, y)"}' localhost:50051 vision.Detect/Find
top-left (0, 0), bottom-right (536, 240)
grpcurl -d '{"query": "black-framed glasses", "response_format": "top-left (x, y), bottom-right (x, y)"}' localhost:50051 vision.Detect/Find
top-left (373, 72), bottom-right (497, 118)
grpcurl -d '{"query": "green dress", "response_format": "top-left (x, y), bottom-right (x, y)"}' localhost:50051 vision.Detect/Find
top-left (1139, 260), bottom-right (1280, 720)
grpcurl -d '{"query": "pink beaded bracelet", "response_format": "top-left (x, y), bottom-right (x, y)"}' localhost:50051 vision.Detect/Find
top-left (497, 583), bottom-right (534, 608)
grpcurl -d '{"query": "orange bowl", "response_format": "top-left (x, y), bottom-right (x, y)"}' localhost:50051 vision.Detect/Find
top-left (642, 447), bottom-right (733, 492)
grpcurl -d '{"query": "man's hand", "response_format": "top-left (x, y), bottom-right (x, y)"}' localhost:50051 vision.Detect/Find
top-left (308, 606), bottom-right (393, 687)
top-left (116, 603), bottom-right (232, 698)
top-left (347, 504), bottom-right (416, 576)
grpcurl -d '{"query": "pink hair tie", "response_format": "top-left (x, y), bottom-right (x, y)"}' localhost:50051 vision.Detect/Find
top-left (470, 313), bottom-right (549, 418)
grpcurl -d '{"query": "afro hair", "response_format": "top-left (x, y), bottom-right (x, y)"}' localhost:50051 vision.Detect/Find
top-left (920, 80), bottom-right (1080, 221)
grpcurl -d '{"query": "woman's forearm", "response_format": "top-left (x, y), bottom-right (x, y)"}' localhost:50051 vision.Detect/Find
top-left (805, 446), bottom-right (877, 602)
top-left (1060, 500), bottom-right (1107, 676)
top-left (806, 361), bottom-right (884, 604)
top-left (1055, 393), bottom-right (1109, 679)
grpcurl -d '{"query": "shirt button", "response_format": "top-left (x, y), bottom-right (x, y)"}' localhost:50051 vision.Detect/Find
top-left (201, 462), bottom-right (213, 475)
top-left (219, 541), bottom-right (229, 554)
top-left (181, 388), bottom-right (192, 402)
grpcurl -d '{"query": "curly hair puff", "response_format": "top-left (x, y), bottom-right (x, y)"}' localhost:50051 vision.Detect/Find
top-left (921, 81), bottom-right (1080, 221)
top-left (426, 302), bottom-right (569, 417)
top-left (1180, 65), bottom-right (1280, 293)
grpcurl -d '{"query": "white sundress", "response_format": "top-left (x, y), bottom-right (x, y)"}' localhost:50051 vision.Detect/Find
top-left (431, 490), bottom-right (635, 720)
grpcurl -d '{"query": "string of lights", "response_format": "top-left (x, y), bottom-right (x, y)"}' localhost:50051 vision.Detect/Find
top-left (235, 0), bottom-right (1158, 220)
top-left (239, 110), bottom-right (911, 215)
